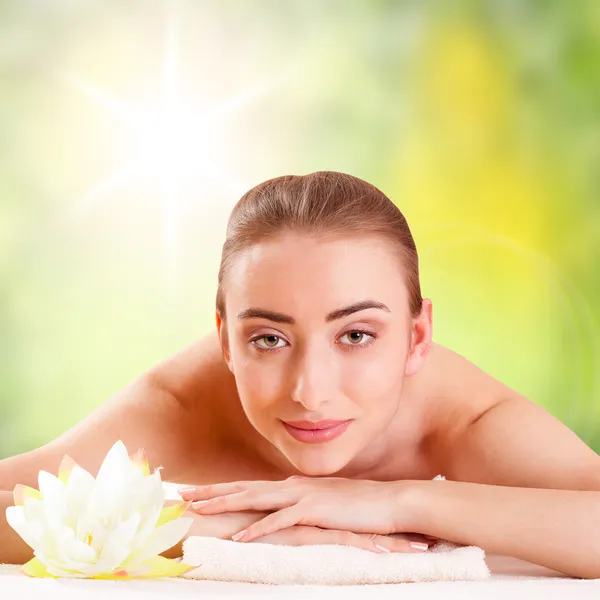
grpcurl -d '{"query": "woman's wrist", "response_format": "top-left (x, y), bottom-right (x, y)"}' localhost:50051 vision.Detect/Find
top-left (390, 479), bottom-right (432, 534)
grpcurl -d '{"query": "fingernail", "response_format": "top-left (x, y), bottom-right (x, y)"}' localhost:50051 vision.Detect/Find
top-left (231, 529), bottom-right (247, 542)
top-left (374, 544), bottom-right (391, 553)
top-left (409, 542), bottom-right (429, 552)
top-left (192, 500), bottom-right (211, 509)
top-left (178, 487), bottom-right (196, 496)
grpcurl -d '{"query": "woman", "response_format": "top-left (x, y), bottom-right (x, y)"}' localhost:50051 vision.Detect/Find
top-left (1, 171), bottom-right (600, 577)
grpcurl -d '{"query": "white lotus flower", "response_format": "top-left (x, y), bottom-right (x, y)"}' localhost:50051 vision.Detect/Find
top-left (6, 440), bottom-right (194, 579)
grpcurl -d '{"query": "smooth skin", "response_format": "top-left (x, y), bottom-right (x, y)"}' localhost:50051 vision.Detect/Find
top-left (2, 232), bottom-right (600, 576)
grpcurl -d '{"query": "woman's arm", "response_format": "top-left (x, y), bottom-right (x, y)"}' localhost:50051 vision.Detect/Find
top-left (183, 394), bottom-right (600, 577)
top-left (162, 504), bottom-right (433, 558)
top-left (0, 348), bottom-right (211, 564)
top-left (0, 491), bottom-right (31, 564)
top-left (409, 479), bottom-right (600, 579)
top-left (0, 375), bottom-right (207, 494)
top-left (412, 396), bottom-right (600, 579)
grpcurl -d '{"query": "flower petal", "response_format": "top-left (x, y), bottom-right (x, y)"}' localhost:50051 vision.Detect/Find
top-left (155, 502), bottom-right (191, 527)
top-left (137, 555), bottom-right (196, 578)
top-left (38, 470), bottom-right (65, 499)
top-left (130, 448), bottom-right (151, 477)
top-left (93, 569), bottom-right (132, 580)
top-left (22, 496), bottom-right (44, 520)
top-left (95, 513), bottom-right (141, 572)
top-left (126, 517), bottom-right (192, 565)
top-left (21, 499), bottom-right (58, 555)
top-left (90, 442), bottom-right (146, 524)
top-left (38, 472), bottom-right (68, 534)
top-left (133, 470), bottom-right (164, 517)
top-left (64, 466), bottom-right (96, 532)
top-left (51, 524), bottom-right (101, 573)
top-left (33, 550), bottom-right (89, 578)
top-left (129, 503), bottom-right (162, 551)
top-left (9, 499), bottom-right (57, 556)
top-left (5, 506), bottom-right (38, 549)
top-left (13, 484), bottom-right (42, 506)
top-left (13, 440), bottom-right (194, 581)
top-left (43, 562), bottom-right (89, 578)
top-left (125, 471), bottom-right (165, 548)
top-left (22, 557), bottom-right (57, 578)
top-left (58, 455), bottom-right (79, 484)
top-left (38, 471), bottom-right (65, 507)
top-left (40, 551), bottom-right (118, 578)
top-left (63, 534), bottom-right (98, 564)
top-left (95, 441), bottom-right (135, 490)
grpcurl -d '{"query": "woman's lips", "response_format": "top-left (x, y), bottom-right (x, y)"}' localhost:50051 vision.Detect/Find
top-left (282, 419), bottom-right (352, 443)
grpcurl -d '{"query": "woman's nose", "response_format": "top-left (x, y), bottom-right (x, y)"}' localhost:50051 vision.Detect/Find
top-left (289, 352), bottom-right (334, 410)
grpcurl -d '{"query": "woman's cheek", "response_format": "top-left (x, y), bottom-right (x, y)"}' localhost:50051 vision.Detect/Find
top-left (343, 351), bottom-right (390, 390)
top-left (240, 366), bottom-right (282, 413)
top-left (343, 355), bottom-right (404, 411)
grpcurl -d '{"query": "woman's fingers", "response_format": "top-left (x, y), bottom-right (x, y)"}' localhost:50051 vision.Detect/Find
top-left (252, 526), bottom-right (375, 552)
top-left (231, 505), bottom-right (302, 541)
top-left (252, 526), bottom-right (429, 554)
top-left (227, 505), bottom-right (438, 546)
top-left (192, 490), bottom-right (293, 514)
top-left (179, 482), bottom-right (250, 501)
top-left (326, 530), bottom-right (393, 554)
top-left (367, 533), bottom-right (429, 553)
top-left (187, 497), bottom-right (441, 549)
top-left (231, 506), bottom-right (432, 552)
top-left (182, 506), bottom-right (432, 554)
top-left (186, 510), bottom-right (271, 540)
top-left (180, 479), bottom-right (315, 503)
top-left (389, 532), bottom-right (440, 544)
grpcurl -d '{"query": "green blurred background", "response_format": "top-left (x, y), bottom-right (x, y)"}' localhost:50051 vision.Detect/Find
top-left (1, 0), bottom-right (599, 458)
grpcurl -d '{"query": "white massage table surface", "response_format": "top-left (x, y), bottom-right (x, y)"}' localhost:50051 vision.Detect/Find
top-left (1, 555), bottom-right (599, 599)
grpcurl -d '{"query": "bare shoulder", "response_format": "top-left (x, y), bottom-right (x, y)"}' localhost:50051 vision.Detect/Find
top-left (422, 341), bottom-right (519, 429)
top-left (147, 330), bottom-right (245, 441)
top-left (0, 332), bottom-right (236, 491)
top-left (419, 342), bottom-right (521, 465)
top-left (424, 343), bottom-right (600, 489)
top-left (0, 375), bottom-right (198, 490)
top-left (147, 330), bottom-right (237, 409)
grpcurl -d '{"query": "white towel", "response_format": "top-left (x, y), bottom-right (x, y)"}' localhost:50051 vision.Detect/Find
top-left (171, 475), bottom-right (490, 585)
top-left (182, 536), bottom-right (490, 585)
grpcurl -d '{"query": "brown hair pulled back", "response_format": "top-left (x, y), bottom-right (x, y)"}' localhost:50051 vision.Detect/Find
top-left (216, 171), bottom-right (423, 320)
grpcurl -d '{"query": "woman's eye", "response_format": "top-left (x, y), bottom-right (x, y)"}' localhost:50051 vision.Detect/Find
top-left (251, 331), bottom-right (375, 352)
top-left (339, 331), bottom-right (374, 346)
top-left (252, 335), bottom-right (286, 350)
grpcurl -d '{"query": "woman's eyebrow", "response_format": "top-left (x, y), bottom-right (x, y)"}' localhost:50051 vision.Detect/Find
top-left (236, 300), bottom-right (391, 324)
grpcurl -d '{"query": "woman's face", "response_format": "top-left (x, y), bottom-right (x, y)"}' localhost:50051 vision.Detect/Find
top-left (217, 232), bottom-right (431, 476)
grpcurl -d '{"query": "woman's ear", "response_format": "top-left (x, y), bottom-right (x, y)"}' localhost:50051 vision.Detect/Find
top-left (404, 299), bottom-right (433, 377)
top-left (215, 312), bottom-right (234, 373)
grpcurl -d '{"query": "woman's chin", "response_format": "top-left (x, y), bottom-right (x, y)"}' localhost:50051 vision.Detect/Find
top-left (279, 442), bottom-right (355, 476)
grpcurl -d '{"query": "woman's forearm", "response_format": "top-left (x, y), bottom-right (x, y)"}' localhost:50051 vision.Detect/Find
top-left (408, 479), bottom-right (600, 579)
top-left (161, 505), bottom-right (271, 558)
top-left (0, 490), bottom-right (33, 565)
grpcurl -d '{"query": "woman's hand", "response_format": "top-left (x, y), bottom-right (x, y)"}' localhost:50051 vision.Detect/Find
top-left (164, 500), bottom-right (435, 554)
top-left (179, 476), bottom-right (422, 544)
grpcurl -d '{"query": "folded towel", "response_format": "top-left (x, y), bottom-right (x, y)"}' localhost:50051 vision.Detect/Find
top-left (176, 475), bottom-right (490, 585)
top-left (182, 537), bottom-right (490, 584)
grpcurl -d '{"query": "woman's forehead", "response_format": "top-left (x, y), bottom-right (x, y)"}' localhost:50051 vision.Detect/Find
top-left (225, 235), bottom-right (409, 316)
top-left (234, 233), bottom-right (399, 272)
